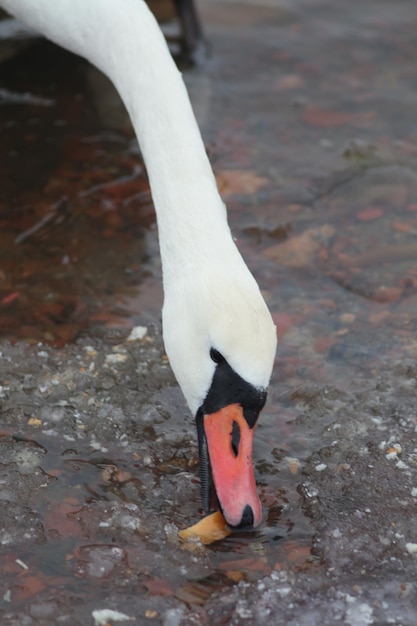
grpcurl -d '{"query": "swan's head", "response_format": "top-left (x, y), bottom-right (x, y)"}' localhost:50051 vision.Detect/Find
top-left (162, 261), bottom-right (277, 529)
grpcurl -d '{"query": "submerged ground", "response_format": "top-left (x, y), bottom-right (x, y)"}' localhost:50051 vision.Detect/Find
top-left (1, 0), bottom-right (417, 624)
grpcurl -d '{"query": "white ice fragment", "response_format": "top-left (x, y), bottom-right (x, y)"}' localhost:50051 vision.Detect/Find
top-left (3, 589), bottom-right (11, 602)
top-left (234, 599), bottom-right (253, 619)
top-left (42, 429), bottom-right (59, 437)
top-left (89, 436), bottom-right (108, 453)
top-left (345, 598), bottom-right (374, 626)
top-left (163, 608), bottom-right (184, 626)
top-left (105, 353), bottom-right (128, 365)
top-left (127, 326), bottom-right (148, 341)
top-left (304, 485), bottom-right (319, 498)
top-left (164, 522), bottom-right (179, 544)
top-left (92, 609), bottom-right (133, 625)
top-left (315, 463), bottom-right (327, 472)
top-left (370, 416), bottom-right (383, 426)
top-left (83, 345), bottom-right (97, 355)
top-left (37, 351), bottom-right (48, 358)
top-left (411, 487), bottom-right (417, 497)
top-left (276, 585), bottom-right (292, 598)
top-left (405, 542), bottom-right (417, 554)
top-left (396, 460), bottom-right (408, 470)
top-left (119, 515), bottom-right (141, 531)
top-left (270, 570), bottom-right (288, 583)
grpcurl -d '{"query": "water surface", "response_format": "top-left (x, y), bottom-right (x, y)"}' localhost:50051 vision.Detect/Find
top-left (1, 1), bottom-right (417, 624)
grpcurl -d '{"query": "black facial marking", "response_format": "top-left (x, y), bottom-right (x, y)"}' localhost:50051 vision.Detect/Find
top-left (231, 420), bottom-right (240, 457)
top-left (210, 348), bottom-right (225, 364)
top-left (202, 350), bottom-right (267, 428)
top-left (195, 350), bottom-right (267, 516)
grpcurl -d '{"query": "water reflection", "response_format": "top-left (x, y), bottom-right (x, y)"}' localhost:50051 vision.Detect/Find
top-left (0, 40), bottom-right (160, 345)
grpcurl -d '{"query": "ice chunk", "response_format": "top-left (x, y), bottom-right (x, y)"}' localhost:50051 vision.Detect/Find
top-left (127, 325), bottom-right (148, 341)
top-left (405, 543), bottom-right (417, 554)
top-left (163, 608), bottom-right (184, 626)
top-left (92, 609), bottom-right (133, 625)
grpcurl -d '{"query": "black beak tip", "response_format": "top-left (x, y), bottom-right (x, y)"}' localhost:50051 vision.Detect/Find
top-left (229, 504), bottom-right (254, 530)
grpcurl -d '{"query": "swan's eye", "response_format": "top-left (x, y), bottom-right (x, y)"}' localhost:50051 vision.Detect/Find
top-left (210, 348), bottom-right (225, 364)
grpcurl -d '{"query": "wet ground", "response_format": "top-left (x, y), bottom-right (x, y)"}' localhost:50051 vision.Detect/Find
top-left (1, 0), bottom-right (417, 624)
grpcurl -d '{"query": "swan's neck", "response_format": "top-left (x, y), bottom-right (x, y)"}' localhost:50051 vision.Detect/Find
top-left (3, 0), bottom-right (230, 280)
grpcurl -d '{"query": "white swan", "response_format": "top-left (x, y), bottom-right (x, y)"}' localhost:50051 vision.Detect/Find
top-left (1, 0), bottom-right (277, 528)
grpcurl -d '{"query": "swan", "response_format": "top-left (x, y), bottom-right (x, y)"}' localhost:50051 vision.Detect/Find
top-left (1, 0), bottom-right (277, 528)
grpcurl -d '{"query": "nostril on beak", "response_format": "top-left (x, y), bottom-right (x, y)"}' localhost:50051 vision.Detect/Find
top-left (231, 420), bottom-right (240, 457)
top-left (230, 504), bottom-right (254, 529)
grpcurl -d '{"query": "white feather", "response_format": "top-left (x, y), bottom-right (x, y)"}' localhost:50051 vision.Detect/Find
top-left (1, 0), bottom-right (277, 414)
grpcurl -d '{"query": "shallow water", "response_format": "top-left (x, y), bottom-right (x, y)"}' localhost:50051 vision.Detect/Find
top-left (1, 0), bottom-right (417, 624)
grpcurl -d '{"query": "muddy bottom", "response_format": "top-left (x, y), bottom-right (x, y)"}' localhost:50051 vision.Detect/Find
top-left (1, 0), bottom-right (417, 624)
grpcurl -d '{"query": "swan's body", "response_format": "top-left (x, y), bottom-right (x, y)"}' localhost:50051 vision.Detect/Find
top-left (1, 0), bottom-right (277, 528)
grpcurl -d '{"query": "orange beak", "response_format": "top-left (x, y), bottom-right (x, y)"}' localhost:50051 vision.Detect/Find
top-left (203, 403), bottom-right (262, 528)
